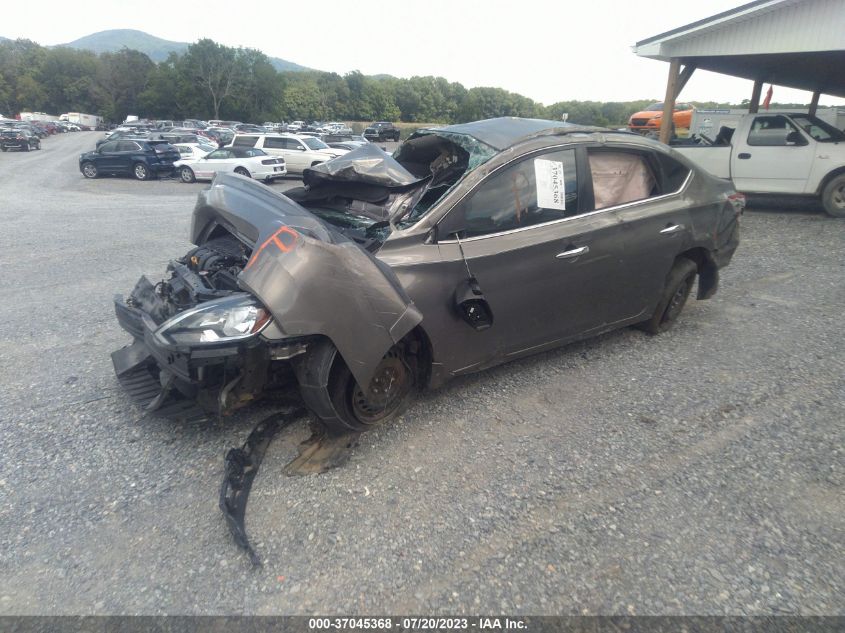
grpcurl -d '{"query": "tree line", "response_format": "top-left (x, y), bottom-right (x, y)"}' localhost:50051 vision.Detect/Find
top-left (0, 37), bottom-right (751, 126)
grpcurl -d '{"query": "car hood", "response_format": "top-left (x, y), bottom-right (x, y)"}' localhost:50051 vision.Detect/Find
top-left (302, 143), bottom-right (424, 189)
top-left (191, 173), bottom-right (422, 389)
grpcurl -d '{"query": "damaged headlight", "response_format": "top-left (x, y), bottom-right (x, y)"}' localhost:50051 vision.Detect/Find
top-left (155, 294), bottom-right (272, 346)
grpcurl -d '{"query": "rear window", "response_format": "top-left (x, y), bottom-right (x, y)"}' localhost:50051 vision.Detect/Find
top-left (232, 135), bottom-right (259, 147)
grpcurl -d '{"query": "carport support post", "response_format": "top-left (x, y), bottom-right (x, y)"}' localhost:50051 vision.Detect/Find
top-left (809, 90), bottom-right (820, 116)
top-left (659, 58), bottom-right (681, 145)
top-left (749, 80), bottom-right (763, 114)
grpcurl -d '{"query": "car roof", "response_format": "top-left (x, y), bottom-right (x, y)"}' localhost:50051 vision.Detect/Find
top-left (415, 117), bottom-right (606, 151)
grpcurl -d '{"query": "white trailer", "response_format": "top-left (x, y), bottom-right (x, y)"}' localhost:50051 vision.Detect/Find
top-left (61, 113), bottom-right (102, 129)
top-left (20, 112), bottom-right (61, 122)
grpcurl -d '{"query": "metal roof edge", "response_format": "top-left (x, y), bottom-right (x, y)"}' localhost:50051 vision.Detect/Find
top-left (634, 0), bottom-right (788, 48)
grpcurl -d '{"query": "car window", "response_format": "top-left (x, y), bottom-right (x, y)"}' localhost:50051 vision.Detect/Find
top-left (175, 145), bottom-right (193, 156)
top-left (242, 148), bottom-right (266, 157)
top-left (232, 135), bottom-right (259, 147)
top-left (446, 149), bottom-right (579, 238)
top-left (99, 141), bottom-right (119, 152)
top-left (747, 115), bottom-right (803, 147)
top-left (206, 149), bottom-right (231, 160)
top-left (117, 141), bottom-right (141, 152)
top-left (655, 152), bottom-right (691, 194)
top-left (302, 137), bottom-right (329, 150)
top-left (263, 137), bottom-right (286, 149)
top-left (588, 149), bottom-right (658, 210)
top-left (789, 114), bottom-right (845, 143)
top-left (282, 138), bottom-right (305, 150)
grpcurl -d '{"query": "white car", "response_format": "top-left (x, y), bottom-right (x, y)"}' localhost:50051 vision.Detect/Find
top-left (175, 146), bottom-right (286, 183)
top-left (228, 133), bottom-right (348, 175)
top-left (172, 142), bottom-right (217, 161)
top-left (286, 120), bottom-right (305, 132)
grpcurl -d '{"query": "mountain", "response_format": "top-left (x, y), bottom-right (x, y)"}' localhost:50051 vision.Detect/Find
top-left (56, 29), bottom-right (310, 72)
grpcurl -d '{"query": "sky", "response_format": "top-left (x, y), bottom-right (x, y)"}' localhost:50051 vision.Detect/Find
top-left (2, 0), bottom-right (843, 107)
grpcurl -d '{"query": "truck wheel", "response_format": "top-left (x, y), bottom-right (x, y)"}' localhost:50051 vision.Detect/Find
top-left (821, 174), bottom-right (845, 218)
top-left (636, 257), bottom-right (697, 335)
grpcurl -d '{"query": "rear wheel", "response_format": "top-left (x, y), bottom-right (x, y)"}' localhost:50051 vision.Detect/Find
top-left (821, 174), bottom-right (845, 218)
top-left (637, 257), bottom-right (697, 335)
top-left (81, 162), bottom-right (98, 178)
top-left (180, 166), bottom-right (196, 183)
top-left (133, 163), bottom-right (150, 181)
top-left (234, 167), bottom-right (250, 178)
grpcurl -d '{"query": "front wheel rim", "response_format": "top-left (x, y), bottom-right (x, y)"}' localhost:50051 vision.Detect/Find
top-left (135, 165), bottom-right (147, 179)
top-left (350, 350), bottom-right (411, 424)
top-left (83, 164), bottom-right (96, 177)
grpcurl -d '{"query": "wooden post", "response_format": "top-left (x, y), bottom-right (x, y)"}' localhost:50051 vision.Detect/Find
top-left (659, 58), bottom-right (681, 145)
top-left (809, 90), bottom-right (820, 116)
top-left (749, 80), bottom-right (763, 113)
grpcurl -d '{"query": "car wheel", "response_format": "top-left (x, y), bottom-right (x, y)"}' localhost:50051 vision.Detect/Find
top-left (394, 132), bottom-right (400, 141)
top-left (35, 141), bottom-right (41, 150)
top-left (24, 144), bottom-right (30, 152)
top-left (81, 162), bottom-right (98, 179)
top-left (180, 166), bottom-right (196, 183)
top-left (234, 167), bottom-right (250, 178)
top-left (637, 257), bottom-right (697, 335)
top-left (133, 163), bottom-right (149, 181)
top-left (326, 342), bottom-right (418, 433)
top-left (821, 173), bottom-right (845, 218)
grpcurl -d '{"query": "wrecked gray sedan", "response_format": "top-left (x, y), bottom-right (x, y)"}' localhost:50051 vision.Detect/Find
top-left (112, 117), bottom-right (742, 432)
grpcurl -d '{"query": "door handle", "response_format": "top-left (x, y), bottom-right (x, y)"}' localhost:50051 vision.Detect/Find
top-left (556, 245), bottom-right (589, 259)
top-left (737, 153), bottom-right (751, 159)
top-left (660, 224), bottom-right (685, 235)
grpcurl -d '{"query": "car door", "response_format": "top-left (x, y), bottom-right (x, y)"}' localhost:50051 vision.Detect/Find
top-left (429, 145), bottom-right (636, 364)
top-left (96, 141), bottom-right (123, 172)
top-left (731, 114), bottom-right (814, 193)
top-left (115, 140), bottom-right (143, 174)
top-left (586, 146), bottom-right (694, 322)
top-left (197, 149), bottom-right (234, 179)
top-left (282, 138), bottom-right (309, 173)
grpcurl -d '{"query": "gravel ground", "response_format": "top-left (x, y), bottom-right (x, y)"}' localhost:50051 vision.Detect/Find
top-left (0, 132), bottom-right (842, 615)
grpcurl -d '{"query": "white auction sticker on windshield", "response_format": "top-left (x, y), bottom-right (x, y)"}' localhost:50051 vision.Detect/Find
top-left (534, 158), bottom-right (567, 210)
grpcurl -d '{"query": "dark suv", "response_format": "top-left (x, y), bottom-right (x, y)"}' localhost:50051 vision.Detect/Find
top-left (79, 140), bottom-right (181, 180)
top-left (1, 128), bottom-right (41, 151)
top-left (363, 121), bottom-right (400, 142)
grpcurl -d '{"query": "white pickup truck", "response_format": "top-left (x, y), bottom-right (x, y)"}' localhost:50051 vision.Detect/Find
top-left (672, 112), bottom-right (845, 217)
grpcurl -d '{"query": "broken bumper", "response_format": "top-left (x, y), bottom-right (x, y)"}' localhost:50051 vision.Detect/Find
top-left (111, 295), bottom-right (252, 419)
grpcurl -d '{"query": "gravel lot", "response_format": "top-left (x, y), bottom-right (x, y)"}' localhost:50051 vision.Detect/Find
top-left (0, 131), bottom-right (842, 615)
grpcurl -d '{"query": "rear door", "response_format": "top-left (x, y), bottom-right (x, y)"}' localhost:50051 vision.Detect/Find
top-left (115, 141), bottom-right (143, 174)
top-left (731, 114), bottom-right (814, 193)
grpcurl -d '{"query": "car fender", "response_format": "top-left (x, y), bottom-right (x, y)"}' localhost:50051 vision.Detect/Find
top-left (192, 174), bottom-right (423, 389)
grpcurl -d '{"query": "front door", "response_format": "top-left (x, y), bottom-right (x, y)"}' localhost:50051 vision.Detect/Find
top-left (731, 114), bottom-right (814, 193)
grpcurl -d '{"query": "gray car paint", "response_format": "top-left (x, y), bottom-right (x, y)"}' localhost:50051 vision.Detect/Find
top-left (192, 118), bottom-right (739, 392)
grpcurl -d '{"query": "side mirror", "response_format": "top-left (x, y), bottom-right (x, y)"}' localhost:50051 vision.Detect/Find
top-left (786, 131), bottom-right (808, 146)
top-left (454, 277), bottom-right (494, 331)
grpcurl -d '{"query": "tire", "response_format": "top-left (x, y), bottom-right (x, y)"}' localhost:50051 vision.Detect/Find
top-left (24, 144), bottom-right (30, 152)
top-left (180, 166), bottom-right (196, 183)
top-left (821, 173), bottom-right (845, 218)
top-left (35, 141), bottom-right (41, 150)
top-left (637, 257), bottom-right (698, 335)
top-left (394, 132), bottom-right (400, 142)
top-left (326, 341), bottom-right (418, 433)
top-left (234, 167), bottom-right (250, 178)
top-left (133, 162), bottom-right (150, 181)
top-left (81, 162), bottom-right (98, 179)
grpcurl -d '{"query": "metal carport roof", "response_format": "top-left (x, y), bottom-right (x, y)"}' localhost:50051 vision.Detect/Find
top-left (633, 0), bottom-right (845, 141)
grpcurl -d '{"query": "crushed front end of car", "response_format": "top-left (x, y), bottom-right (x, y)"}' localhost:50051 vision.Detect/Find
top-left (111, 170), bottom-right (424, 424)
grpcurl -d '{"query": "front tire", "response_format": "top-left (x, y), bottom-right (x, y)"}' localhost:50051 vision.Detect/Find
top-left (821, 174), bottom-right (845, 218)
top-left (133, 163), bottom-right (150, 181)
top-left (637, 257), bottom-right (697, 335)
top-left (180, 166), bottom-right (196, 183)
top-left (81, 162), bottom-right (98, 178)
top-left (326, 343), bottom-right (417, 433)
